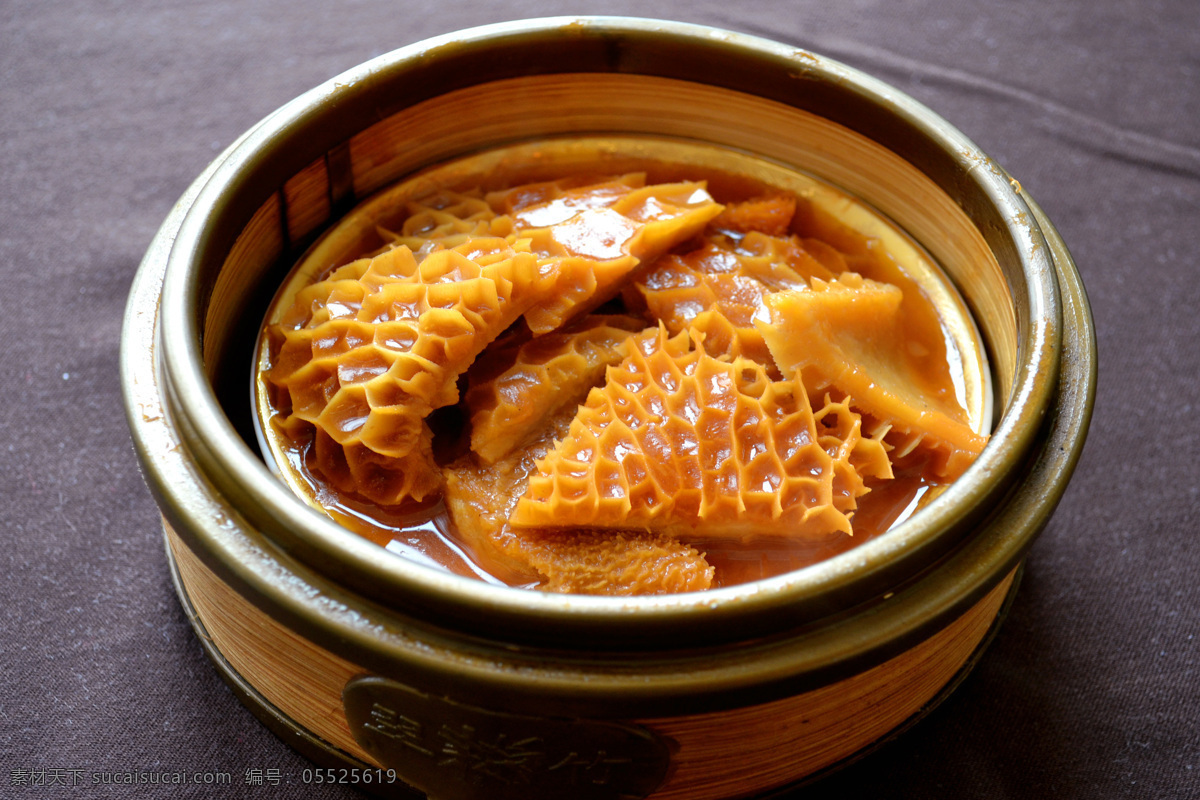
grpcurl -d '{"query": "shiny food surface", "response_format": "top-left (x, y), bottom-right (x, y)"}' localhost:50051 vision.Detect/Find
top-left (260, 156), bottom-right (988, 594)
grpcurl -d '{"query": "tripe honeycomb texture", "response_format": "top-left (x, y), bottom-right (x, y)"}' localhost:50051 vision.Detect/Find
top-left (633, 230), bottom-right (835, 370)
top-left (443, 408), bottom-right (716, 594)
top-left (500, 175), bottom-right (725, 333)
top-left (510, 327), bottom-right (884, 541)
top-left (386, 175), bottom-right (725, 334)
top-left (265, 175), bottom-right (722, 507)
top-left (377, 189), bottom-right (515, 253)
top-left (709, 193), bottom-right (797, 237)
top-left (266, 237), bottom-right (549, 504)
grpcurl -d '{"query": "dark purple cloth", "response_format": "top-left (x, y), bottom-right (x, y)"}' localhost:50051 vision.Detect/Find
top-left (2, 1), bottom-right (1197, 797)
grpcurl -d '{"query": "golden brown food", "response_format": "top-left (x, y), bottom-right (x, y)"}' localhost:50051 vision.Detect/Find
top-left (260, 165), bottom-right (989, 595)
top-left (499, 175), bottom-right (724, 333)
top-left (265, 237), bottom-right (549, 504)
top-left (631, 230), bottom-right (828, 371)
top-left (513, 529), bottom-right (715, 595)
top-left (510, 326), bottom-right (890, 540)
top-left (464, 314), bottom-right (645, 464)
top-left (760, 274), bottom-right (987, 480)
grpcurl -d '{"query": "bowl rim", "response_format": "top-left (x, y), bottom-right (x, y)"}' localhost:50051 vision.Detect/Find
top-left (151, 16), bottom-right (1065, 650)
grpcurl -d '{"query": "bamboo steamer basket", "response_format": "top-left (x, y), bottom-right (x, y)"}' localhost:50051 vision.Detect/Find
top-left (121, 17), bottom-right (1096, 800)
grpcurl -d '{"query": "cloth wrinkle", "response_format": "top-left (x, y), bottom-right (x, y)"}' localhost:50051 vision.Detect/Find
top-left (739, 26), bottom-right (1200, 183)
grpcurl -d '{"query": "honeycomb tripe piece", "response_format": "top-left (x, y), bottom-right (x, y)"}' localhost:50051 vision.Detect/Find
top-left (759, 273), bottom-right (989, 481)
top-left (443, 417), bottom-right (562, 585)
top-left (791, 196), bottom-right (955, 377)
top-left (493, 175), bottom-right (724, 333)
top-left (443, 411), bottom-right (714, 595)
top-left (375, 188), bottom-right (515, 256)
top-left (812, 393), bottom-right (894, 515)
top-left (487, 173), bottom-right (648, 221)
top-left (681, 309), bottom-right (772, 370)
top-left (308, 426), bottom-right (442, 509)
top-left (796, 235), bottom-right (851, 276)
top-left (633, 232), bottom-right (833, 370)
top-left (731, 231), bottom-right (840, 288)
top-left (464, 314), bottom-right (646, 464)
top-left (265, 237), bottom-right (549, 505)
top-left (510, 327), bottom-right (870, 541)
top-left (709, 193), bottom-right (797, 237)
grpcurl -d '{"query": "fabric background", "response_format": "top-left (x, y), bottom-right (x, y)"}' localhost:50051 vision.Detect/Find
top-left (2, 1), bottom-right (1197, 797)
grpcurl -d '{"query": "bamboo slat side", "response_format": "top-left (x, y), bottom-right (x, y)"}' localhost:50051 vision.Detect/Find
top-left (169, 525), bottom-right (375, 762)
top-left (203, 192), bottom-right (283, 373)
top-left (283, 155), bottom-right (332, 248)
top-left (647, 572), bottom-right (1014, 799)
top-left (169, 525), bottom-right (1012, 799)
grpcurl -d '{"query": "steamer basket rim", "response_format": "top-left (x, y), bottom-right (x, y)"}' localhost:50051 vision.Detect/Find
top-left (151, 16), bottom-right (1065, 649)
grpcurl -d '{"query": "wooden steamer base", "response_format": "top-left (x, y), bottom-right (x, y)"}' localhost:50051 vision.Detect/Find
top-left (167, 523), bottom-right (1019, 800)
top-left (123, 18), bottom-right (1096, 800)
